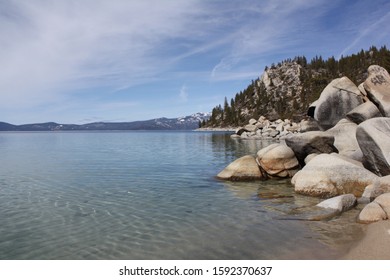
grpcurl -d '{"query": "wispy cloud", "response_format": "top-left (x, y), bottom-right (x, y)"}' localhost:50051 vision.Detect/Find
top-left (0, 0), bottom-right (202, 106)
top-left (0, 0), bottom-right (389, 124)
top-left (338, 9), bottom-right (390, 58)
top-left (179, 85), bottom-right (189, 103)
top-left (208, 0), bottom-right (331, 81)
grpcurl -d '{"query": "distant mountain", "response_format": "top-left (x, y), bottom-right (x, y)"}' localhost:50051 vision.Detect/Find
top-left (0, 113), bottom-right (211, 131)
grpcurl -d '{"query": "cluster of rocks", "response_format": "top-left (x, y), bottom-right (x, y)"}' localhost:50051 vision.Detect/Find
top-left (230, 116), bottom-right (308, 140)
top-left (217, 65), bottom-right (390, 224)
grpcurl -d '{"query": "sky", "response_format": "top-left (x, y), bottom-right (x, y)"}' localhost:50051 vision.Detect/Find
top-left (1, 0), bottom-right (390, 124)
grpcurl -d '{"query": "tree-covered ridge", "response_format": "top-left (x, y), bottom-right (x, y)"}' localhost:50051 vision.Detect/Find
top-left (203, 46), bottom-right (390, 128)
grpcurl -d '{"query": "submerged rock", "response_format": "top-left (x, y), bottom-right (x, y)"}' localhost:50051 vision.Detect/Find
top-left (316, 194), bottom-right (357, 212)
top-left (217, 155), bottom-right (263, 181)
top-left (286, 205), bottom-right (341, 221)
top-left (286, 194), bottom-right (357, 221)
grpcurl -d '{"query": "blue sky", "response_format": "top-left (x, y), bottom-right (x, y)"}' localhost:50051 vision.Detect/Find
top-left (1, 0), bottom-right (390, 124)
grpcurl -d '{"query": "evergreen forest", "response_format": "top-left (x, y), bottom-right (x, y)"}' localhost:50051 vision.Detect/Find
top-left (203, 46), bottom-right (390, 128)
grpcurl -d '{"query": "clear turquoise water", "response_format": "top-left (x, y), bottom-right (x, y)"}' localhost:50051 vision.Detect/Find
top-left (0, 131), bottom-right (363, 259)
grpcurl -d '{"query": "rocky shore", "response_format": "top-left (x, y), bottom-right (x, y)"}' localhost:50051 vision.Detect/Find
top-left (217, 65), bottom-right (390, 251)
top-left (229, 116), bottom-right (319, 140)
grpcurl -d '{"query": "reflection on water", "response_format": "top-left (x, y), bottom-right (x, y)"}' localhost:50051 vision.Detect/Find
top-left (0, 131), bottom-right (365, 259)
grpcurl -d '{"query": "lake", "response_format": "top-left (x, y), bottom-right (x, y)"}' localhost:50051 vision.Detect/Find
top-left (0, 131), bottom-right (364, 259)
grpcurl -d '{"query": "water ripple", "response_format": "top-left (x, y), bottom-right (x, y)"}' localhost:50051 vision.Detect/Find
top-left (0, 132), bottom-right (363, 259)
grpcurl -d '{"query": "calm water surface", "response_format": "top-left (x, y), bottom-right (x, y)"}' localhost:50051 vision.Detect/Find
top-left (0, 131), bottom-right (364, 259)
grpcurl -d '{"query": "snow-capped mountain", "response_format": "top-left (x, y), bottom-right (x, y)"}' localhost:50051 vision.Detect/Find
top-left (0, 113), bottom-right (211, 131)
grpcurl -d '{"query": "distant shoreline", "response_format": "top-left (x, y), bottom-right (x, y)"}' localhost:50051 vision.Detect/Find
top-left (195, 127), bottom-right (237, 132)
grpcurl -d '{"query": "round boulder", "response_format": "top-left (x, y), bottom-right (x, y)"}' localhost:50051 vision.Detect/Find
top-left (257, 143), bottom-right (299, 178)
top-left (358, 202), bottom-right (387, 223)
top-left (374, 193), bottom-right (390, 217)
top-left (217, 155), bottom-right (263, 181)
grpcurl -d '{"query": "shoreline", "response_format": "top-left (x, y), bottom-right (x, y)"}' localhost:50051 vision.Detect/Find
top-left (342, 220), bottom-right (390, 259)
top-left (195, 127), bottom-right (238, 132)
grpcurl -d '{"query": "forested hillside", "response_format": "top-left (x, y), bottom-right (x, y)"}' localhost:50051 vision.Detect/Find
top-left (203, 46), bottom-right (390, 128)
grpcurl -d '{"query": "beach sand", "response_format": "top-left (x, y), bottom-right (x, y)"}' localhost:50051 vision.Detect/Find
top-left (343, 220), bottom-right (390, 259)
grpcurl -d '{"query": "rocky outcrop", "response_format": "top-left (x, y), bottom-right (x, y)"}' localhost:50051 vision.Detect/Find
top-left (356, 117), bottom-right (390, 176)
top-left (314, 77), bottom-right (364, 130)
top-left (292, 154), bottom-right (378, 198)
top-left (285, 131), bottom-right (338, 165)
top-left (217, 64), bottom-right (390, 224)
top-left (256, 143), bottom-right (299, 178)
top-left (363, 65), bottom-right (390, 117)
top-left (231, 116), bottom-right (301, 140)
top-left (217, 155), bottom-right (263, 181)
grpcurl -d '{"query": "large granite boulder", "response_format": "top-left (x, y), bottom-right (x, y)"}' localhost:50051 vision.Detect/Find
top-left (356, 117), bottom-right (390, 176)
top-left (326, 118), bottom-right (360, 159)
top-left (292, 154), bottom-right (378, 198)
top-left (363, 65), bottom-right (390, 117)
top-left (314, 77), bottom-right (364, 130)
top-left (346, 101), bottom-right (382, 124)
top-left (217, 155), bottom-right (263, 181)
top-left (256, 143), bottom-right (299, 178)
top-left (285, 131), bottom-right (338, 166)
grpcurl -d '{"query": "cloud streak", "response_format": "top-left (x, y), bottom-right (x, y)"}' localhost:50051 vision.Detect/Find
top-left (0, 0), bottom-right (389, 124)
top-left (0, 0), bottom-right (201, 106)
top-left (179, 85), bottom-right (189, 103)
